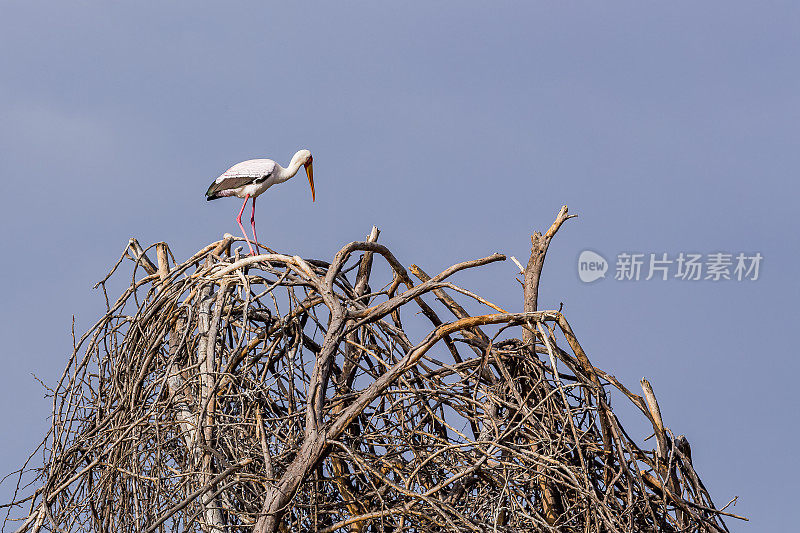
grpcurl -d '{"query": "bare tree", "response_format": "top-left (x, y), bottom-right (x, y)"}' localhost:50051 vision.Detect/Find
top-left (2, 206), bottom-right (744, 532)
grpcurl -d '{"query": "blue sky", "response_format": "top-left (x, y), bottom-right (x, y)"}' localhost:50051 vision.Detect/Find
top-left (1, 2), bottom-right (797, 529)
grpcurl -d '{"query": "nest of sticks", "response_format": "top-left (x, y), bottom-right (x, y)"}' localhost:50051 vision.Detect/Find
top-left (3, 207), bottom-right (742, 532)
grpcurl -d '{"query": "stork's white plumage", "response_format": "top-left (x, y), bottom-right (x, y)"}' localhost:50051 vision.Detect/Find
top-left (206, 149), bottom-right (315, 255)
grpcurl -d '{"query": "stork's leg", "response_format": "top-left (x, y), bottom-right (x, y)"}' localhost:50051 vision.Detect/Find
top-left (236, 194), bottom-right (256, 255)
top-left (250, 196), bottom-right (259, 253)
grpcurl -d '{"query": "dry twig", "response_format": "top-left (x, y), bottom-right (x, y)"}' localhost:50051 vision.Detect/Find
top-left (2, 208), bottom-right (742, 532)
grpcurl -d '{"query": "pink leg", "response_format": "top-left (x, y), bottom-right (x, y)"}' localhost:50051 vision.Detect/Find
top-left (236, 195), bottom-right (256, 255)
top-left (250, 196), bottom-right (259, 253)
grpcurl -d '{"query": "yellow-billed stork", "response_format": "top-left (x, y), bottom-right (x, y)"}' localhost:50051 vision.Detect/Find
top-left (206, 149), bottom-right (315, 255)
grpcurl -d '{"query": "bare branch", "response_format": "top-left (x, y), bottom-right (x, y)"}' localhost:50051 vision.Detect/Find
top-left (3, 224), bottom-right (740, 533)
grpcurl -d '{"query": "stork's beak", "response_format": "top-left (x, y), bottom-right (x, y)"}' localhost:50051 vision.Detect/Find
top-left (304, 160), bottom-right (315, 202)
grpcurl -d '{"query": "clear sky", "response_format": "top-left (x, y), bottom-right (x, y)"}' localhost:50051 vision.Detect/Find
top-left (1, 2), bottom-right (796, 530)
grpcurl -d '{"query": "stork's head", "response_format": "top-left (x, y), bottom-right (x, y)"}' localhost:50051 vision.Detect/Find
top-left (295, 149), bottom-right (315, 202)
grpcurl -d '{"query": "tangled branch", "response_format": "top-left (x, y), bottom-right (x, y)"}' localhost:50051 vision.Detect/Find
top-left (2, 207), bottom-right (742, 532)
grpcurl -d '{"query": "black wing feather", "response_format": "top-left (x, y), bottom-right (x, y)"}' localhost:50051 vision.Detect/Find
top-left (205, 172), bottom-right (272, 199)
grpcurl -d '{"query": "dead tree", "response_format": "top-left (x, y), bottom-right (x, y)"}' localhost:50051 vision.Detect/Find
top-left (2, 206), bottom-right (744, 532)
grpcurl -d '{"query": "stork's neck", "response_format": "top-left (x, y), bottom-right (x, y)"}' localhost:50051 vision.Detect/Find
top-left (274, 151), bottom-right (306, 183)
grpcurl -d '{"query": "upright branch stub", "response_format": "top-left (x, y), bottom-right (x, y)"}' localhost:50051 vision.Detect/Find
top-left (522, 205), bottom-right (576, 341)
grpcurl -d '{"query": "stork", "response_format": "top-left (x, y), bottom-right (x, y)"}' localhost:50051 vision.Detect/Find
top-left (206, 149), bottom-right (315, 255)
